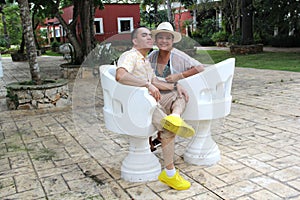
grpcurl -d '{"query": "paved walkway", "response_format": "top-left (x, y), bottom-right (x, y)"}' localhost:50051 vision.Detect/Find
top-left (0, 53), bottom-right (299, 199)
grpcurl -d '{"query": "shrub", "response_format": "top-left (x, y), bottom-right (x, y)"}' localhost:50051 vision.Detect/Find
top-left (269, 35), bottom-right (300, 47)
top-left (211, 31), bottom-right (228, 42)
top-left (228, 30), bottom-right (242, 45)
top-left (174, 36), bottom-right (197, 50)
top-left (51, 41), bottom-right (61, 48)
top-left (0, 37), bottom-right (9, 47)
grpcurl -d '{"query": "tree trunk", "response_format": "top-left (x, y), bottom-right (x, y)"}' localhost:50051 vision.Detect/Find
top-left (80, 0), bottom-right (94, 59)
top-left (54, 0), bottom-right (96, 65)
top-left (166, 0), bottom-right (173, 24)
top-left (0, 6), bottom-right (10, 48)
top-left (18, 0), bottom-right (41, 84)
top-left (241, 0), bottom-right (253, 45)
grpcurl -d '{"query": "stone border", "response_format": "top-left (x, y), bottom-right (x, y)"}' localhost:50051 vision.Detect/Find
top-left (6, 79), bottom-right (70, 110)
top-left (60, 63), bottom-right (81, 79)
top-left (230, 44), bottom-right (263, 55)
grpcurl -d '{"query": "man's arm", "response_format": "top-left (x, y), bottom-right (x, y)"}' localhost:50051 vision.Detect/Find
top-left (151, 77), bottom-right (189, 102)
top-left (116, 67), bottom-right (161, 101)
top-left (116, 67), bottom-right (149, 87)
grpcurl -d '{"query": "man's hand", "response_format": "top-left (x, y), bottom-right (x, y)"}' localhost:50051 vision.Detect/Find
top-left (176, 83), bottom-right (189, 102)
top-left (147, 84), bottom-right (161, 101)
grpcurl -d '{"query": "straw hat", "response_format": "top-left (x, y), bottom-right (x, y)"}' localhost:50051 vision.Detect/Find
top-left (152, 22), bottom-right (182, 43)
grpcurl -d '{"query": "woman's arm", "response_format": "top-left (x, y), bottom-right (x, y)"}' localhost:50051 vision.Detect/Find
top-left (165, 65), bottom-right (205, 83)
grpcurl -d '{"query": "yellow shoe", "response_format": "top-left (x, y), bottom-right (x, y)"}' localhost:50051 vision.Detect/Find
top-left (158, 170), bottom-right (191, 190)
top-left (161, 115), bottom-right (195, 138)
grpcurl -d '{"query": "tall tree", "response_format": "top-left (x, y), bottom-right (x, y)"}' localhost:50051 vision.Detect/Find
top-left (0, 1), bottom-right (9, 48)
top-left (141, 0), bottom-right (164, 27)
top-left (241, 0), bottom-right (253, 44)
top-left (18, 0), bottom-right (41, 84)
top-left (166, 0), bottom-right (173, 23)
top-left (32, 0), bottom-right (103, 65)
top-left (221, 0), bottom-right (240, 36)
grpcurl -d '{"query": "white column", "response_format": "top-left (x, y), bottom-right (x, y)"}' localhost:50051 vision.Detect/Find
top-left (121, 136), bottom-right (161, 182)
top-left (184, 120), bottom-right (221, 166)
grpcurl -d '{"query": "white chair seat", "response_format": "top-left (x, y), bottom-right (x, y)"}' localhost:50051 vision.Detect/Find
top-left (99, 58), bottom-right (235, 181)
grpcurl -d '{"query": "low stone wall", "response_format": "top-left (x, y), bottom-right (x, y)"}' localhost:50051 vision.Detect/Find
top-left (230, 44), bottom-right (263, 55)
top-left (60, 64), bottom-right (80, 79)
top-left (6, 79), bottom-right (70, 110)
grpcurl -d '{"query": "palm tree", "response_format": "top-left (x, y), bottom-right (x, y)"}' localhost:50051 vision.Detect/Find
top-left (18, 0), bottom-right (41, 84)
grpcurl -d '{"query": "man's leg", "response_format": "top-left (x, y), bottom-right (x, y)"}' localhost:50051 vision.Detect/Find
top-left (151, 94), bottom-right (191, 190)
top-left (160, 131), bottom-right (175, 169)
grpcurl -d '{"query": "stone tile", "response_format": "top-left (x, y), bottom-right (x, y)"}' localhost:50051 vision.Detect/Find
top-left (214, 180), bottom-right (261, 199)
top-left (9, 155), bottom-right (32, 169)
top-left (188, 169), bottom-right (227, 189)
top-left (157, 180), bottom-right (207, 200)
top-left (0, 166), bottom-right (35, 179)
top-left (250, 189), bottom-right (283, 200)
top-left (0, 177), bottom-right (16, 198)
top-left (0, 158), bottom-right (11, 171)
top-left (3, 188), bottom-right (45, 200)
top-left (126, 185), bottom-right (161, 200)
top-left (219, 156), bottom-right (254, 171)
top-left (217, 167), bottom-right (261, 184)
top-left (41, 174), bottom-right (70, 196)
top-left (267, 155), bottom-right (300, 169)
top-left (251, 152), bottom-right (277, 162)
top-left (287, 179), bottom-right (300, 191)
top-left (97, 180), bottom-right (132, 200)
top-left (268, 166), bottom-right (300, 182)
top-left (14, 172), bottom-right (41, 193)
top-left (204, 163), bottom-right (230, 176)
top-left (191, 192), bottom-right (223, 200)
top-left (61, 165), bottom-right (86, 181)
top-left (238, 157), bottom-right (278, 173)
top-left (235, 196), bottom-right (255, 200)
top-left (251, 175), bottom-right (300, 198)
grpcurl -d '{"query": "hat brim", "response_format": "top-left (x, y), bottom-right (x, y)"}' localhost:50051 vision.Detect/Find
top-left (152, 29), bottom-right (182, 43)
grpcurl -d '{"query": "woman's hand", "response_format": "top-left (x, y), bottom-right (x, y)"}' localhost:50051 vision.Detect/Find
top-left (176, 83), bottom-right (189, 102)
top-left (165, 73), bottom-right (184, 83)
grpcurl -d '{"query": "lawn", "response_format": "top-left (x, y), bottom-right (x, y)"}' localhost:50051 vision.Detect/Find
top-left (196, 50), bottom-right (300, 72)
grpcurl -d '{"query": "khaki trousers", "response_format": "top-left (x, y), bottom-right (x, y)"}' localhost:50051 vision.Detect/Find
top-left (152, 90), bottom-right (186, 139)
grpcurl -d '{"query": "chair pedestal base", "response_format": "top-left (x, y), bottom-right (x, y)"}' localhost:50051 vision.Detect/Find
top-left (121, 136), bottom-right (161, 182)
top-left (184, 120), bottom-right (220, 166)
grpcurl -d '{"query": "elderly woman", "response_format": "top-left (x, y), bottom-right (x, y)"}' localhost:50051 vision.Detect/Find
top-left (148, 22), bottom-right (204, 152)
top-left (149, 22), bottom-right (204, 83)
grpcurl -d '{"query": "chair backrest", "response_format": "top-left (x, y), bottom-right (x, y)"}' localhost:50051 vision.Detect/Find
top-left (100, 65), bottom-right (157, 137)
top-left (180, 58), bottom-right (235, 120)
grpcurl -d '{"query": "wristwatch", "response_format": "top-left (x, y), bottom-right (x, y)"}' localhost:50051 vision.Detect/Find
top-left (173, 82), bottom-right (178, 91)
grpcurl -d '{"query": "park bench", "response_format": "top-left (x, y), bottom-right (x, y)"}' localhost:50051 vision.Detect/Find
top-left (99, 58), bottom-right (235, 182)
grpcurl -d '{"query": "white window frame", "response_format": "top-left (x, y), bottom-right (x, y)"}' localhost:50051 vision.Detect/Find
top-left (94, 18), bottom-right (104, 34)
top-left (54, 27), bottom-right (61, 37)
top-left (117, 17), bottom-right (134, 33)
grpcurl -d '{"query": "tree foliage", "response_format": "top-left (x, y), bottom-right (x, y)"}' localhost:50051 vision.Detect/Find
top-left (26, 0), bottom-right (104, 64)
top-left (1, 3), bottom-right (21, 46)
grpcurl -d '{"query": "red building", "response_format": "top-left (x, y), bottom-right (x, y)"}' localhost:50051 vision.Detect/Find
top-left (42, 3), bottom-right (140, 44)
top-left (174, 7), bottom-right (193, 35)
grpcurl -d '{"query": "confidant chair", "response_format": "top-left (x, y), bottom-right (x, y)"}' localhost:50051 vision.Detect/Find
top-left (99, 58), bottom-right (235, 182)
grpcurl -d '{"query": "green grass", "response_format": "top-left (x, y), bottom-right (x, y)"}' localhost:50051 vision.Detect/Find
top-left (196, 50), bottom-right (300, 72)
top-left (44, 50), bottom-right (62, 56)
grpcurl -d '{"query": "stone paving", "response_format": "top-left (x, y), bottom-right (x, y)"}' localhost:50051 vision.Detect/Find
top-left (0, 53), bottom-right (300, 200)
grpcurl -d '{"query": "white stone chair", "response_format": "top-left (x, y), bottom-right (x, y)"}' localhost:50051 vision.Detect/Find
top-left (179, 58), bottom-right (235, 165)
top-left (99, 58), bottom-right (235, 182)
top-left (100, 65), bottom-right (161, 182)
